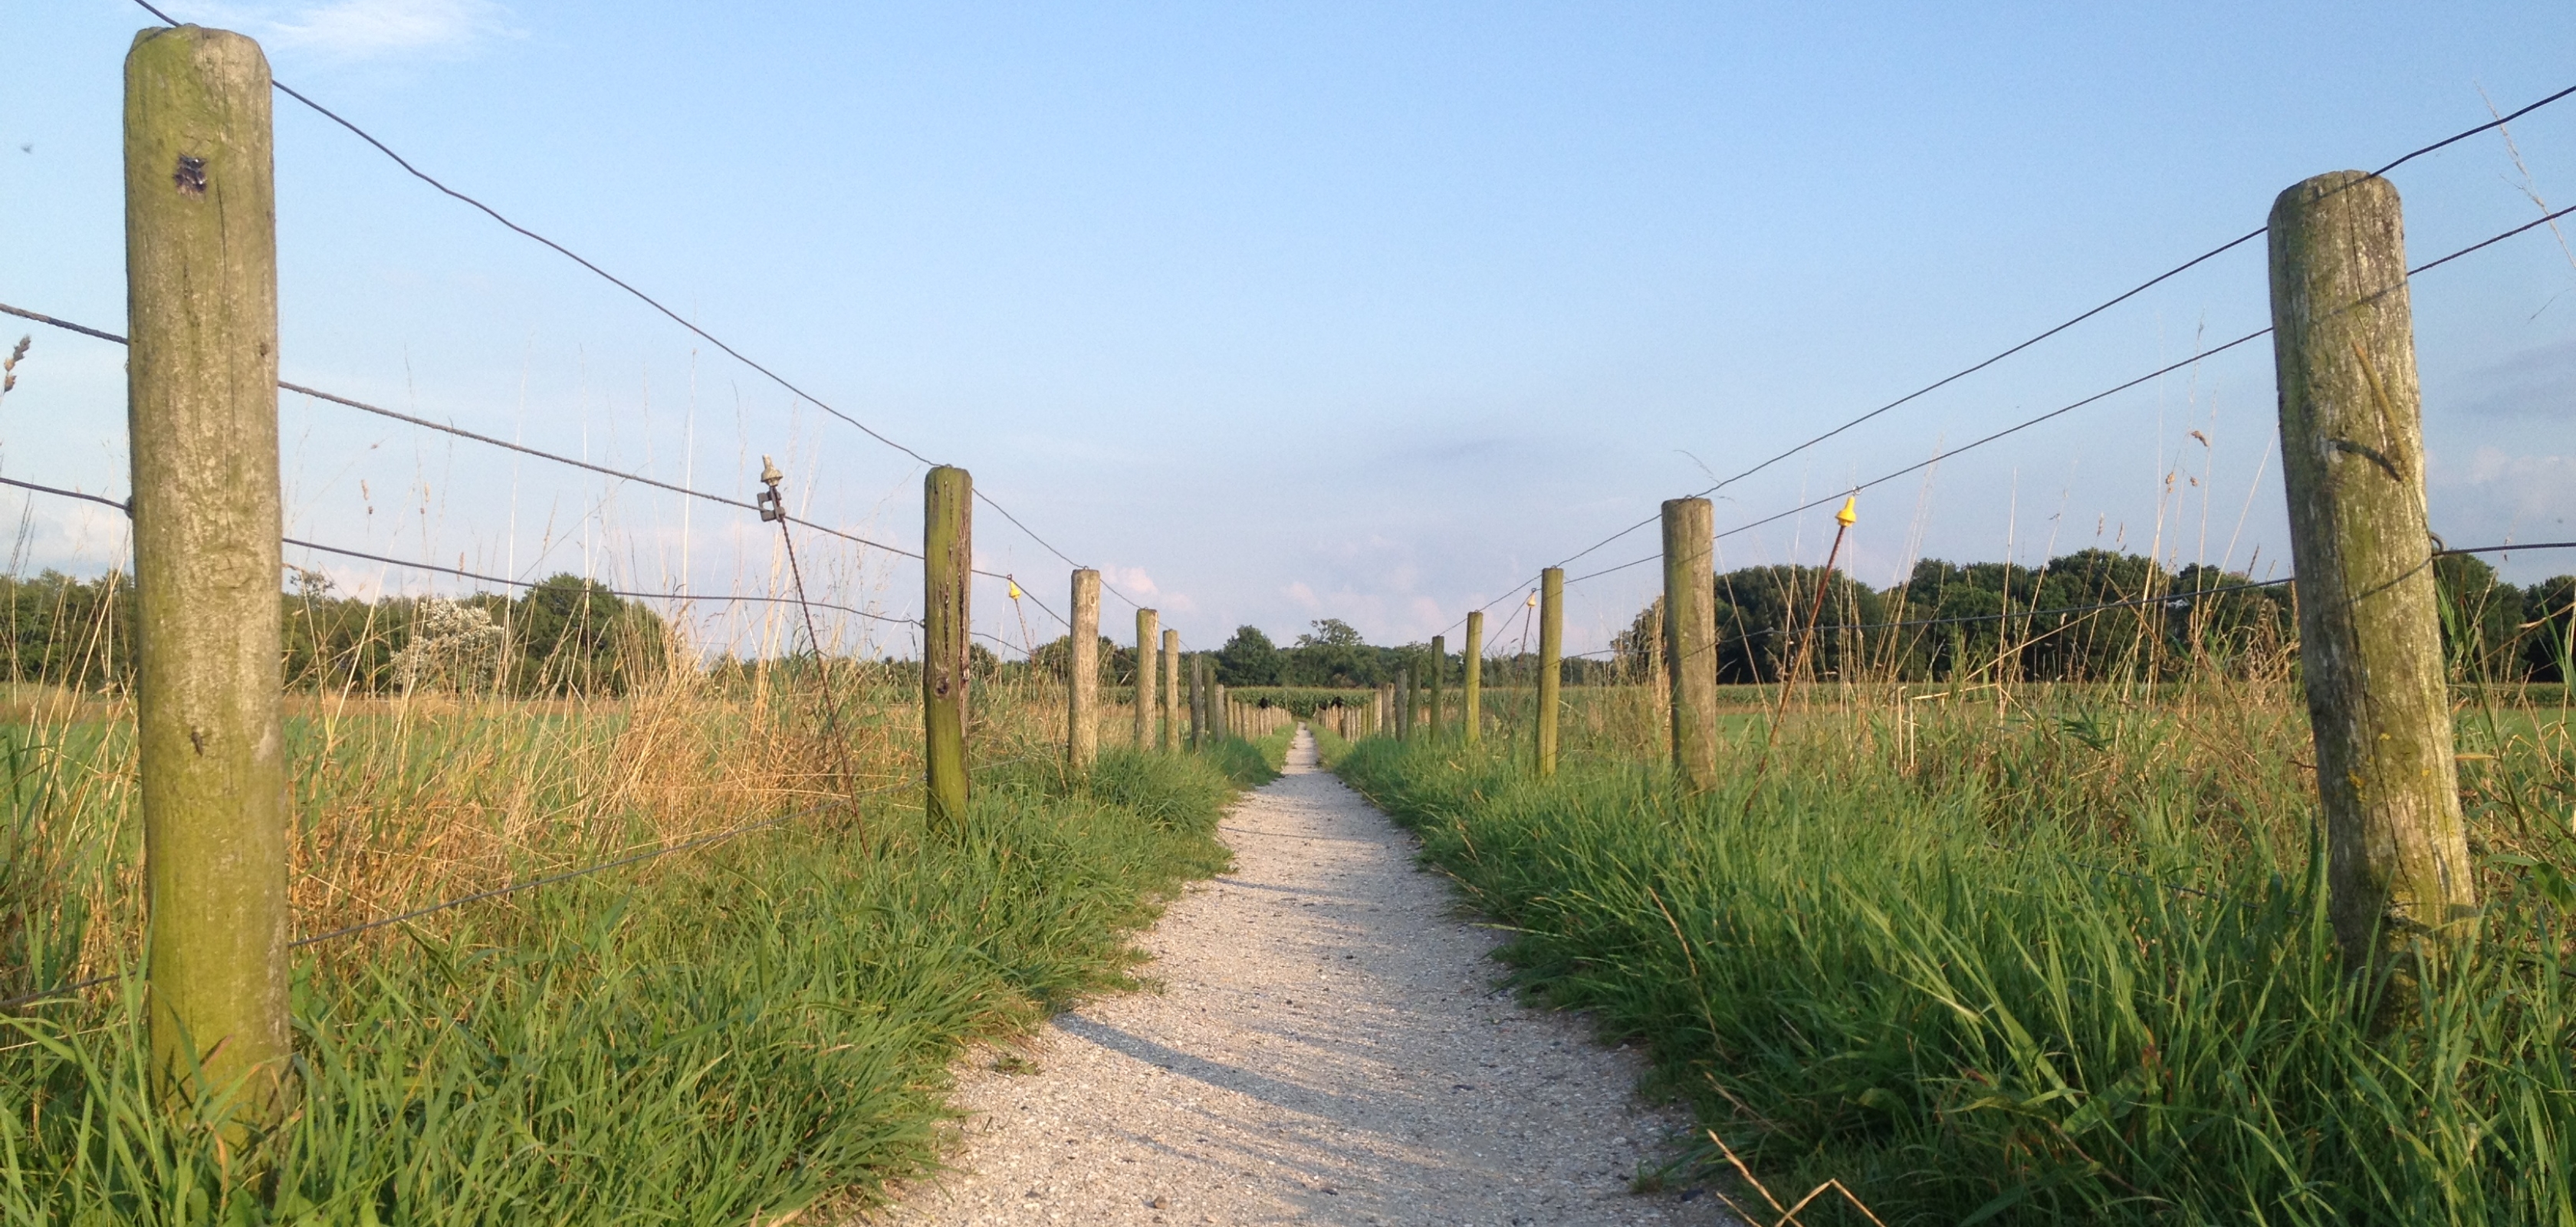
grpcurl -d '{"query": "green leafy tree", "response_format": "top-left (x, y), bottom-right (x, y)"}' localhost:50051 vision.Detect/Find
top-left (1214, 625), bottom-right (1282, 685)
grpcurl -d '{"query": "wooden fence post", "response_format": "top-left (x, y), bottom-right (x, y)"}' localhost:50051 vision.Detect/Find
top-left (922, 465), bottom-right (972, 825)
top-left (1161, 629), bottom-right (1181, 752)
top-left (1189, 656), bottom-right (1205, 749)
top-left (1463, 611), bottom-right (1484, 744)
top-left (1538, 567), bottom-right (1563, 778)
top-left (2268, 169), bottom-right (2478, 969)
top-left (1134, 608), bottom-right (1158, 750)
top-left (1378, 682), bottom-right (1394, 738)
top-left (1662, 498), bottom-right (1719, 792)
top-left (1395, 668), bottom-right (1411, 739)
top-left (127, 24), bottom-right (290, 1117)
top-left (1069, 569), bottom-right (1099, 771)
top-left (1428, 635), bottom-right (1446, 739)
top-left (1214, 682), bottom-right (1228, 739)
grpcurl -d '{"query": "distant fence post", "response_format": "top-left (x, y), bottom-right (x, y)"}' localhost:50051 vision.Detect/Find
top-left (2268, 169), bottom-right (2477, 970)
top-left (1395, 668), bottom-right (1412, 739)
top-left (1161, 629), bottom-right (1181, 752)
top-left (1134, 608), bottom-right (1158, 750)
top-left (1661, 498), bottom-right (1720, 792)
top-left (1538, 567), bottom-right (1563, 778)
top-left (1428, 635), bottom-right (1446, 739)
top-left (1213, 681), bottom-right (1229, 739)
top-left (1069, 569), bottom-right (1099, 771)
top-left (1378, 681), bottom-right (1395, 738)
top-left (1463, 611), bottom-right (1484, 744)
top-left (127, 24), bottom-right (290, 1120)
top-left (1190, 656), bottom-right (1207, 749)
top-left (923, 465), bottom-right (972, 825)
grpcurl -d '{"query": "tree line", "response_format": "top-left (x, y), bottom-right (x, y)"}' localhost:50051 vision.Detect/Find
top-left (0, 569), bottom-right (668, 696)
top-left (1022, 549), bottom-right (2575, 691)
top-left (1598, 548), bottom-right (2571, 685)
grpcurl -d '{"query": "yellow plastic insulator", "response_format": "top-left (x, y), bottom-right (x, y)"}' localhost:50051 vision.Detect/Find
top-left (1526, 591), bottom-right (1539, 607)
top-left (1835, 495), bottom-right (1858, 528)
top-left (1007, 578), bottom-right (1023, 600)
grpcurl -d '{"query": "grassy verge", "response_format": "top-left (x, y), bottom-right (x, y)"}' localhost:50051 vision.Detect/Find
top-left (0, 747), bottom-right (1234, 1224)
top-left (1332, 704), bottom-right (2576, 1226)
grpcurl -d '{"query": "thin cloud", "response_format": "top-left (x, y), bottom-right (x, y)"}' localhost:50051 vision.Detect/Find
top-left (265, 0), bottom-right (518, 61)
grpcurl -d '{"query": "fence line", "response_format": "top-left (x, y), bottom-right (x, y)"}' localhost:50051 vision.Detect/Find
top-left (1430, 90), bottom-right (2576, 640)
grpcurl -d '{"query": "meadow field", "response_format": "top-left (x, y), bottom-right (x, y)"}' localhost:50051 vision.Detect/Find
top-left (0, 640), bottom-right (1292, 1223)
top-left (1333, 673), bottom-right (2576, 1225)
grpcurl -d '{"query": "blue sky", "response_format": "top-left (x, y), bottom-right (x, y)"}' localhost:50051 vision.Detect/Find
top-left (5, 0), bottom-right (2574, 656)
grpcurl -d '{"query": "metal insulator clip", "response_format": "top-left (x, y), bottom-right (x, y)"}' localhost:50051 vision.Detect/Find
top-left (757, 455), bottom-right (786, 523)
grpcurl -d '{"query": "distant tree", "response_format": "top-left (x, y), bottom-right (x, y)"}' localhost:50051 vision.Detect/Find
top-left (1215, 625), bottom-right (1282, 685)
top-left (1030, 633), bottom-right (1117, 683)
top-left (2433, 554), bottom-right (2524, 682)
top-left (506, 574), bottom-right (667, 696)
top-left (1282, 618), bottom-right (1380, 686)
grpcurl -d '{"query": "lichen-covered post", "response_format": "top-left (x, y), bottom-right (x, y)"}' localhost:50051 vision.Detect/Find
top-left (922, 466), bottom-right (973, 825)
top-left (1134, 608), bottom-right (1158, 749)
top-left (1463, 611), bottom-right (1484, 744)
top-left (1662, 498), bottom-right (1719, 791)
top-left (1160, 629), bottom-right (1181, 752)
top-left (2268, 170), bottom-right (2478, 971)
top-left (1189, 655), bottom-right (1208, 749)
top-left (127, 22), bottom-right (290, 1118)
top-left (1537, 568), bottom-right (1563, 778)
top-left (1428, 635), bottom-right (1446, 739)
top-left (1068, 569), bottom-right (1099, 771)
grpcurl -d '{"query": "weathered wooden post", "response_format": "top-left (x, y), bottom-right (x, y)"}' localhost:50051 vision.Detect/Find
top-left (2269, 169), bottom-right (2478, 969)
top-left (1538, 567), bottom-right (1563, 778)
top-left (1189, 656), bottom-right (1206, 749)
top-left (923, 465), bottom-right (972, 825)
top-left (1428, 635), bottom-right (1446, 739)
top-left (127, 23), bottom-right (289, 1117)
top-left (1214, 682), bottom-right (1229, 739)
top-left (1069, 569), bottom-right (1099, 771)
top-left (1662, 498), bottom-right (1719, 792)
top-left (1134, 608), bottom-right (1158, 750)
top-left (1463, 611), bottom-right (1484, 745)
top-left (1395, 668), bottom-right (1412, 739)
top-left (1377, 682), bottom-right (1394, 738)
top-left (1161, 629), bottom-right (1181, 752)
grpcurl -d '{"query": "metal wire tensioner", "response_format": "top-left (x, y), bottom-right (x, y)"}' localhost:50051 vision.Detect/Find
top-left (757, 456), bottom-right (786, 523)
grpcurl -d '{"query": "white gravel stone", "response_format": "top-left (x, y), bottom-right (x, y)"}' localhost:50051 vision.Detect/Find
top-left (855, 730), bottom-right (1735, 1226)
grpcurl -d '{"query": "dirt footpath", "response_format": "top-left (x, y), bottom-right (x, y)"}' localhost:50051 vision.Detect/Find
top-left (863, 729), bottom-right (1728, 1227)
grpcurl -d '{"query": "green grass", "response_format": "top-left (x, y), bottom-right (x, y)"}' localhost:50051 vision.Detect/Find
top-left (0, 747), bottom-right (1236, 1225)
top-left (1334, 708), bottom-right (2576, 1226)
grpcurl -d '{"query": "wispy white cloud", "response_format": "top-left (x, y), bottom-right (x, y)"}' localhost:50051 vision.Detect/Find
top-left (262, 0), bottom-right (518, 61)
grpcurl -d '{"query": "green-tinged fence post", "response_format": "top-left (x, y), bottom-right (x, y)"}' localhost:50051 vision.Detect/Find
top-left (1190, 656), bottom-right (1206, 749)
top-left (1662, 498), bottom-right (1719, 792)
top-left (1377, 682), bottom-right (1394, 738)
top-left (922, 465), bottom-right (972, 825)
top-left (1463, 611), bottom-right (1484, 744)
top-left (1538, 567), bottom-right (1563, 778)
top-left (1069, 568), bottom-right (1099, 771)
top-left (1134, 608), bottom-right (1158, 750)
top-left (1429, 634), bottom-right (1446, 739)
top-left (1214, 682), bottom-right (1229, 739)
top-left (1395, 668), bottom-right (1411, 739)
top-left (2267, 169), bottom-right (2478, 972)
top-left (1161, 629), bottom-right (1181, 752)
top-left (128, 22), bottom-right (291, 1121)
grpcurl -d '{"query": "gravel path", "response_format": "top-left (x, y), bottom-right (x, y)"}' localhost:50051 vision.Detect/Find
top-left (861, 729), bottom-right (1730, 1227)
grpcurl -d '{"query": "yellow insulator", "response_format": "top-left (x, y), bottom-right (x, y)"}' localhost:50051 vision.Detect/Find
top-left (1007, 577), bottom-right (1023, 600)
top-left (1835, 495), bottom-right (1858, 528)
